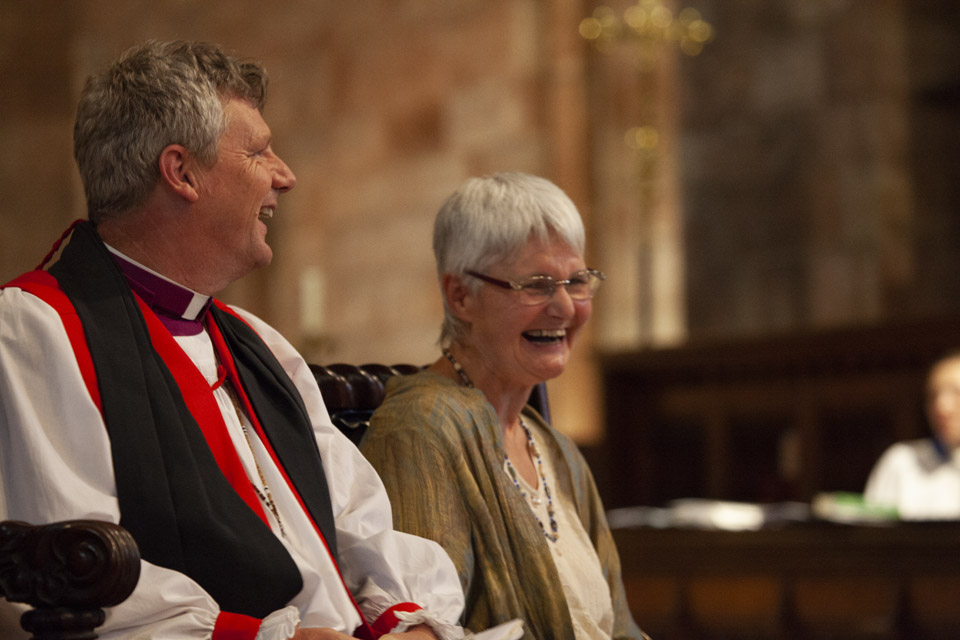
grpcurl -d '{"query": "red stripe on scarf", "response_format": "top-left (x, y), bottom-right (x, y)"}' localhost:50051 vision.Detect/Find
top-left (3, 270), bottom-right (103, 412)
top-left (133, 295), bottom-right (270, 526)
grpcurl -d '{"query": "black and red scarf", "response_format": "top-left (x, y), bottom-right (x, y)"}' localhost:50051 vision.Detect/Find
top-left (17, 221), bottom-right (340, 620)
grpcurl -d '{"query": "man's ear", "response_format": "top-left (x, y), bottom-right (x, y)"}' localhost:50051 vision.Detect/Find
top-left (442, 273), bottom-right (475, 323)
top-left (158, 144), bottom-right (201, 203)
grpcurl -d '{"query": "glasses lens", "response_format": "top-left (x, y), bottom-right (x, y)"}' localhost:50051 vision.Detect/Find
top-left (517, 277), bottom-right (555, 305)
top-left (567, 270), bottom-right (604, 299)
top-left (565, 272), bottom-right (593, 299)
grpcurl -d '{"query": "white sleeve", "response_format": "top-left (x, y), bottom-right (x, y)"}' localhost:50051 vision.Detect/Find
top-left (0, 287), bottom-right (224, 640)
top-left (233, 307), bottom-right (466, 635)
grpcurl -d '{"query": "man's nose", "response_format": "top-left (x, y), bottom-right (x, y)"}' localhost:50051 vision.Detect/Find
top-left (274, 156), bottom-right (296, 192)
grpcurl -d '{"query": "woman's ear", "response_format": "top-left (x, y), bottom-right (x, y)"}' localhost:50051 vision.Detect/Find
top-left (442, 273), bottom-right (475, 323)
top-left (158, 144), bottom-right (201, 203)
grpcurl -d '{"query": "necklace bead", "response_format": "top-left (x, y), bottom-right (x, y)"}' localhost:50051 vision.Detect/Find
top-left (443, 348), bottom-right (474, 388)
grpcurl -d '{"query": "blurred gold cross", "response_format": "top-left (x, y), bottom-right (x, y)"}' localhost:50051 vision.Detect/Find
top-left (580, 0), bottom-right (713, 71)
top-left (579, 1), bottom-right (713, 154)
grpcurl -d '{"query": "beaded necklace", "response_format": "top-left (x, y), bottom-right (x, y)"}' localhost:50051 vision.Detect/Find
top-left (443, 348), bottom-right (474, 389)
top-left (441, 348), bottom-right (559, 542)
top-left (214, 364), bottom-right (286, 537)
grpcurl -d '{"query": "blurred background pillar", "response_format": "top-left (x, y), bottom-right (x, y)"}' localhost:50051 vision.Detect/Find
top-left (581, 0), bottom-right (712, 349)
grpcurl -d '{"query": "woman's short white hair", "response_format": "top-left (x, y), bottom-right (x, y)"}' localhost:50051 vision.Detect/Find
top-left (433, 172), bottom-right (586, 345)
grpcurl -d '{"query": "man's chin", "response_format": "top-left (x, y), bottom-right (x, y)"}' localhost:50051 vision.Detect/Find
top-left (255, 244), bottom-right (274, 267)
top-left (231, 247), bottom-right (273, 283)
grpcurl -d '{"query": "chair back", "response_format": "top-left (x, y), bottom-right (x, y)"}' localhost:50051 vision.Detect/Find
top-left (309, 363), bottom-right (420, 445)
top-left (310, 363), bottom-right (551, 444)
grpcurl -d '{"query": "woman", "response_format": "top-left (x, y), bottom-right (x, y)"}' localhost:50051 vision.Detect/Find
top-left (865, 350), bottom-right (960, 519)
top-left (361, 173), bottom-right (645, 640)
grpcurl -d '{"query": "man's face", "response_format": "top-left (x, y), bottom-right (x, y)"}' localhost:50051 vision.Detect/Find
top-left (191, 98), bottom-right (296, 285)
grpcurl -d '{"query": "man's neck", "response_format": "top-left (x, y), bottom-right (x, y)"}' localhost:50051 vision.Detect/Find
top-left (108, 245), bottom-right (212, 336)
top-left (97, 211), bottom-right (228, 295)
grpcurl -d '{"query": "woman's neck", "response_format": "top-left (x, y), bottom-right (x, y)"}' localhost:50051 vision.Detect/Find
top-left (434, 343), bottom-right (532, 435)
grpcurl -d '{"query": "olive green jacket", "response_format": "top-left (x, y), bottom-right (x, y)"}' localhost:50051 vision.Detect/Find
top-left (360, 371), bottom-right (644, 640)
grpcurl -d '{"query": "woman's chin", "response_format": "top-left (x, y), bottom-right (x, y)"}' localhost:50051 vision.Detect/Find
top-left (530, 355), bottom-right (569, 382)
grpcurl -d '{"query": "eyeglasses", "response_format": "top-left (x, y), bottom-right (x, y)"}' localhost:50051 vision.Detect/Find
top-left (466, 269), bottom-right (606, 306)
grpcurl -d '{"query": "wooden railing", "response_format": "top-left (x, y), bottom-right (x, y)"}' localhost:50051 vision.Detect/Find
top-left (614, 522), bottom-right (960, 639)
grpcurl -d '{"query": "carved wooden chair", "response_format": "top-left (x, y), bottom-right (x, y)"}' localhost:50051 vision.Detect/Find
top-left (0, 519), bottom-right (140, 640)
top-left (310, 362), bottom-right (551, 445)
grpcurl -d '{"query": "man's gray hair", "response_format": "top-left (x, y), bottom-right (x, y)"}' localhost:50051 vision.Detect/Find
top-left (433, 172), bottom-right (586, 345)
top-left (74, 40), bottom-right (269, 223)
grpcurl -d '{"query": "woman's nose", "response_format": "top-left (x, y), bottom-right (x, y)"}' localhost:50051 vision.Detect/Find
top-left (545, 284), bottom-right (577, 317)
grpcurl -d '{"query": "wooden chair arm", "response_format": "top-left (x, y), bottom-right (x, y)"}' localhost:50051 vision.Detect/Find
top-left (0, 519), bottom-right (140, 639)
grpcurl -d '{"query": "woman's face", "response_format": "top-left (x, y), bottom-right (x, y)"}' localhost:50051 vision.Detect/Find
top-left (461, 233), bottom-right (592, 391)
top-left (926, 356), bottom-right (960, 449)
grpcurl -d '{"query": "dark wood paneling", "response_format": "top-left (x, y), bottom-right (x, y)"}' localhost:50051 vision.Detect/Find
top-left (600, 317), bottom-right (960, 508)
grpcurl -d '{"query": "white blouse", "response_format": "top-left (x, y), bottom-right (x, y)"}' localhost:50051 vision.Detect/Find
top-left (505, 427), bottom-right (615, 639)
top-left (864, 439), bottom-right (960, 520)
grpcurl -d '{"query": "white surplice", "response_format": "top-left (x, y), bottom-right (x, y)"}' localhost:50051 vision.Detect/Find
top-left (0, 284), bottom-right (465, 640)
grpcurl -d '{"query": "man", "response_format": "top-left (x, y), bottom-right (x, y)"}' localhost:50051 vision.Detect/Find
top-left (864, 350), bottom-right (960, 519)
top-left (0, 40), bottom-right (464, 640)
